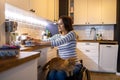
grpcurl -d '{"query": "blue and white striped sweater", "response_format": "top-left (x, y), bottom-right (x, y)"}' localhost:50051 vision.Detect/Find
top-left (44, 31), bottom-right (77, 59)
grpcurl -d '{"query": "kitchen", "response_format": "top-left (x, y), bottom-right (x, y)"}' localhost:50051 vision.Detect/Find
top-left (0, 0), bottom-right (120, 80)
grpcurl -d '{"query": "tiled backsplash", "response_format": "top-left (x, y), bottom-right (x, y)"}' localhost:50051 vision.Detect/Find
top-left (74, 25), bottom-right (114, 40)
top-left (15, 23), bottom-right (115, 40)
top-left (16, 22), bottom-right (44, 39)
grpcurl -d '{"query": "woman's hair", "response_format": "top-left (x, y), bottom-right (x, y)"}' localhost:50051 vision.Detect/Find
top-left (59, 16), bottom-right (73, 32)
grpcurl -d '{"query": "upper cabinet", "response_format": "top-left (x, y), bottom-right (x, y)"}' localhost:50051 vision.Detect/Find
top-left (101, 0), bottom-right (116, 24)
top-left (74, 0), bottom-right (101, 25)
top-left (6, 0), bottom-right (29, 10)
top-left (74, 0), bottom-right (116, 25)
top-left (74, 0), bottom-right (87, 24)
top-left (87, 0), bottom-right (101, 24)
top-left (30, 0), bottom-right (59, 21)
top-left (6, 0), bottom-right (59, 21)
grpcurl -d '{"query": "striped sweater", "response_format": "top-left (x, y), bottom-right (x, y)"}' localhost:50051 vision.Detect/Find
top-left (44, 31), bottom-right (77, 59)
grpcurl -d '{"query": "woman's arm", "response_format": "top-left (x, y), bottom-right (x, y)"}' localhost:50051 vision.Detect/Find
top-left (34, 41), bottom-right (51, 46)
top-left (43, 34), bottom-right (60, 42)
top-left (51, 31), bottom-right (76, 46)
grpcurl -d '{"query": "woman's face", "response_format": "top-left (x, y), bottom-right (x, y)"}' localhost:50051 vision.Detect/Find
top-left (57, 19), bottom-right (66, 32)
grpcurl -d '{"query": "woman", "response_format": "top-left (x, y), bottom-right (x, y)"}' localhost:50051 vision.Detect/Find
top-left (35, 16), bottom-right (78, 80)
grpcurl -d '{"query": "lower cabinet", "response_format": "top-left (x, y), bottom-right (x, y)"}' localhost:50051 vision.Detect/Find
top-left (99, 44), bottom-right (118, 73)
top-left (77, 42), bottom-right (118, 73)
top-left (77, 42), bottom-right (99, 71)
top-left (33, 48), bottom-right (49, 67)
top-left (33, 47), bottom-right (57, 67)
top-left (77, 42), bottom-right (99, 64)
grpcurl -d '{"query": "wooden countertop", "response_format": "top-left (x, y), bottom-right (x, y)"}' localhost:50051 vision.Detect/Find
top-left (20, 45), bottom-right (50, 51)
top-left (77, 40), bottom-right (118, 44)
top-left (0, 52), bottom-right (40, 72)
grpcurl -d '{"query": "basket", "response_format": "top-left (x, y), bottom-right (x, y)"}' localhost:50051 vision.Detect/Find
top-left (0, 49), bottom-right (20, 59)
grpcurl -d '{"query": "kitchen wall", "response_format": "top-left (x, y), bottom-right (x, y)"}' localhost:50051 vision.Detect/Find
top-left (16, 23), bottom-right (115, 40)
top-left (15, 22), bottom-right (44, 39)
top-left (74, 25), bottom-right (114, 40)
top-left (15, 22), bottom-right (58, 40)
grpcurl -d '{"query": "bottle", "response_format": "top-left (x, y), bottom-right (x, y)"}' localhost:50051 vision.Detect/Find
top-left (43, 33), bottom-right (47, 40)
top-left (96, 34), bottom-right (99, 40)
top-left (41, 30), bottom-right (46, 40)
top-left (48, 31), bottom-right (52, 38)
top-left (99, 34), bottom-right (102, 40)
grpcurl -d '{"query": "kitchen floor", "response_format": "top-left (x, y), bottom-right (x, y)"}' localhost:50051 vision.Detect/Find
top-left (90, 71), bottom-right (120, 80)
top-left (38, 71), bottom-right (120, 80)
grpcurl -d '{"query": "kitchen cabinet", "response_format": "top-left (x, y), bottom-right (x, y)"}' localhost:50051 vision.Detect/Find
top-left (74, 0), bottom-right (116, 25)
top-left (77, 42), bottom-right (99, 64)
top-left (0, 0), bottom-right (6, 46)
top-left (6, 0), bottom-right (30, 10)
top-left (47, 0), bottom-right (59, 21)
top-left (0, 59), bottom-right (38, 80)
top-left (33, 47), bottom-right (57, 67)
top-left (30, 0), bottom-right (59, 21)
top-left (6, 0), bottom-right (59, 21)
top-left (99, 44), bottom-right (118, 72)
top-left (87, 0), bottom-right (101, 24)
top-left (77, 42), bottom-right (99, 71)
top-left (74, 0), bottom-right (101, 25)
top-left (101, 0), bottom-right (116, 24)
top-left (33, 47), bottom-right (49, 67)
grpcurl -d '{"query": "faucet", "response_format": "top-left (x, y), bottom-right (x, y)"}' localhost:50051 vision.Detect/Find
top-left (89, 27), bottom-right (97, 40)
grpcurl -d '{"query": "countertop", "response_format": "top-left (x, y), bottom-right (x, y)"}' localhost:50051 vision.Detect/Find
top-left (0, 52), bottom-right (40, 72)
top-left (0, 45), bottom-right (50, 72)
top-left (77, 40), bottom-right (118, 44)
top-left (20, 45), bottom-right (50, 51)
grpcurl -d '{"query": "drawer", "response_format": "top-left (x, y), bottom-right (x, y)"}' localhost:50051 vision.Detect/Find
top-left (77, 42), bottom-right (99, 46)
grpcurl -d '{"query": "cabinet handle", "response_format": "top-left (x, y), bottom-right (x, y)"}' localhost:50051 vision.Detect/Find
top-left (106, 46), bottom-right (112, 48)
top-left (102, 22), bottom-right (104, 24)
top-left (39, 50), bottom-right (41, 53)
top-left (86, 43), bottom-right (90, 45)
top-left (86, 50), bottom-right (90, 52)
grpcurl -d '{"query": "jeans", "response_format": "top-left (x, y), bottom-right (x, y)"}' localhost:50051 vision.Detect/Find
top-left (47, 70), bottom-right (67, 80)
top-left (47, 64), bottom-right (82, 80)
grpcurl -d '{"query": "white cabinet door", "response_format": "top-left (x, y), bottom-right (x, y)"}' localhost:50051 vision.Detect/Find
top-left (87, 0), bottom-right (101, 24)
top-left (0, 0), bottom-right (5, 45)
top-left (74, 0), bottom-right (101, 25)
top-left (30, 0), bottom-right (48, 18)
top-left (30, 0), bottom-right (58, 21)
top-left (101, 0), bottom-right (116, 24)
top-left (74, 0), bottom-right (87, 24)
top-left (74, 0), bottom-right (116, 24)
top-left (6, 0), bottom-right (29, 10)
top-left (33, 48), bottom-right (49, 67)
top-left (77, 42), bottom-right (99, 71)
top-left (99, 44), bottom-right (118, 72)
